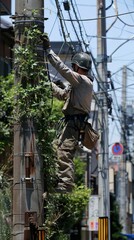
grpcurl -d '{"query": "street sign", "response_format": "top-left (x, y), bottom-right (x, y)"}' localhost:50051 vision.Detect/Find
top-left (110, 155), bottom-right (121, 163)
top-left (112, 142), bottom-right (123, 155)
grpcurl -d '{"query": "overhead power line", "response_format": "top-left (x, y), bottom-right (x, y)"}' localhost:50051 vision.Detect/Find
top-left (109, 34), bottom-right (134, 57)
top-left (106, 0), bottom-right (118, 32)
top-left (59, 10), bottom-right (134, 22)
top-left (87, 35), bottom-right (134, 41)
top-left (70, 0), bottom-right (88, 51)
top-left (106, 0), bottom-right (113, 11)
top-left (55, 0), bottom-right (75, 53)
top-left (118, 16), bottom-right (134, 27)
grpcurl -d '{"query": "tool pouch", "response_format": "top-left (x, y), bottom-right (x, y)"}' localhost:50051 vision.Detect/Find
top-left (81, 122), bottom-right (99, 150)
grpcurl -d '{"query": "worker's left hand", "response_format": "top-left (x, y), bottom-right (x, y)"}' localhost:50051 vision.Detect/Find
top-left (41, 33), bottom-right (51, 50)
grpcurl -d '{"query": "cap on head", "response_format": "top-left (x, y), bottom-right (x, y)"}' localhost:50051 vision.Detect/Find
top-left (71, 52), bottom-right (91, 71)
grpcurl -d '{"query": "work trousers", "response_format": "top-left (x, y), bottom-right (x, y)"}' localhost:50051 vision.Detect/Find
top-left (54, 118), bottom-right (84, 191)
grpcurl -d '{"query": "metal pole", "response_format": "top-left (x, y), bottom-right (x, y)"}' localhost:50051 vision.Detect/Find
top-left (97, 0), bottom-right (110, 239)
top-left (119, 65), bottom-right (127, 233)
top-left (13, 1), bottom-right (44, 239)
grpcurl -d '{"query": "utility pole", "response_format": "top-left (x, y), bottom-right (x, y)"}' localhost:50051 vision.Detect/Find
top-left (13, 1), bottom-right (44, 239)
top-left (119, 65), bottom-right (127, 233)
top-left (97, 0), bottom-right (110, 239)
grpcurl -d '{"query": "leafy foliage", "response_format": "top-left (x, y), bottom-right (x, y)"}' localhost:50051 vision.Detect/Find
top-left (74, 157), bottom-right (86, 186)
top-left (14, 25), bottom-right (52, 122)
top-left (0, 173), bottom-right (11, 240)
top-left (0, 74), bottom-right (15, 155)
top-left (44, 186), bottom-right (91, 240)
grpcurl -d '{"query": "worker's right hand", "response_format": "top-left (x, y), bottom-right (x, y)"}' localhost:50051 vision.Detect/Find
top-left (41, 33), bottom-right (51, 50)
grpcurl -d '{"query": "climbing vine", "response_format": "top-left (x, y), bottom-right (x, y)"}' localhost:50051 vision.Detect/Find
top-left (14, 23), bottom-right (57, 191)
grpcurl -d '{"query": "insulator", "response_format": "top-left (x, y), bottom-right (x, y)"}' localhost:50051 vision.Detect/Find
top-left (63, 1), bottom-right (70, 11)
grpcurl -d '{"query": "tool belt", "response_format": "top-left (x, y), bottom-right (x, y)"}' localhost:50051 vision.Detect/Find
top-left (64, 114), bottom-right (88, 122)
top-left (64, 114), bottom-right (99, 150)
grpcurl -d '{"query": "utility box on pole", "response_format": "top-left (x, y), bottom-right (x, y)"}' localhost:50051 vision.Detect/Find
top-left (13, 1), bottom-right (45, 239)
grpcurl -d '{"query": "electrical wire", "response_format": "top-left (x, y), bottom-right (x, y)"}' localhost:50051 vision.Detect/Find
top-left (109, 34), bottom-right (134, 58)
top-left (55, 0), bottom-right (68, 42)
top-left (55, 0), bottom-right (75, 53)
top-left (73, 0), bottom-right (90, 45)
top-left (106, 0), bottom-right (114, 11)
top-left (124, 0), bottom-right (134, 23)
top-left (67, 8), bottom-right (82, 48)
top-left (118, 16), bottom-right (134, 27)
top-left (109, 68), bottom-right (134, 156)
top-left (70, 0), bottom-right (88, 51)
top-left (90, 52), bottom-right (111, 98)
top-left (106, 0), bottom-right (118, 33)
top-left (86, 34), bottom-right (134, 41)
top-left (49, 15), bottom-right (58, 37)
top-left (59, 10), bottom-right (134, 22)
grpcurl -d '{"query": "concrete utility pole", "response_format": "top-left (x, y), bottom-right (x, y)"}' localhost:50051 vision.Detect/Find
top-left (119, 65), bottom-right (127, 233)
top-left (97, 0), bottom-right (110, 239)
top-left (13, 1), bottom-right (44, 240)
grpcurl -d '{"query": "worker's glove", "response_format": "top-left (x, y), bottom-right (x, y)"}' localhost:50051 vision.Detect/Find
top-left (41, 33), bottom-right (51, 50)
top-left (55, 80), bottom-right (66, 89)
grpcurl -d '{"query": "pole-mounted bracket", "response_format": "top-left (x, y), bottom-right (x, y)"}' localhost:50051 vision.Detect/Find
top-left (96, 54), bottom-right (112, 63)
top-left (21, 177), bottom-right (35, 182)
top-left (25, 211), bottom-right (37, 227)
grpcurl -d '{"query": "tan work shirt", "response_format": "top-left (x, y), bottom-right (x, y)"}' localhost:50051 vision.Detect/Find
top-left (47, 49), bottom-right (93, 115)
